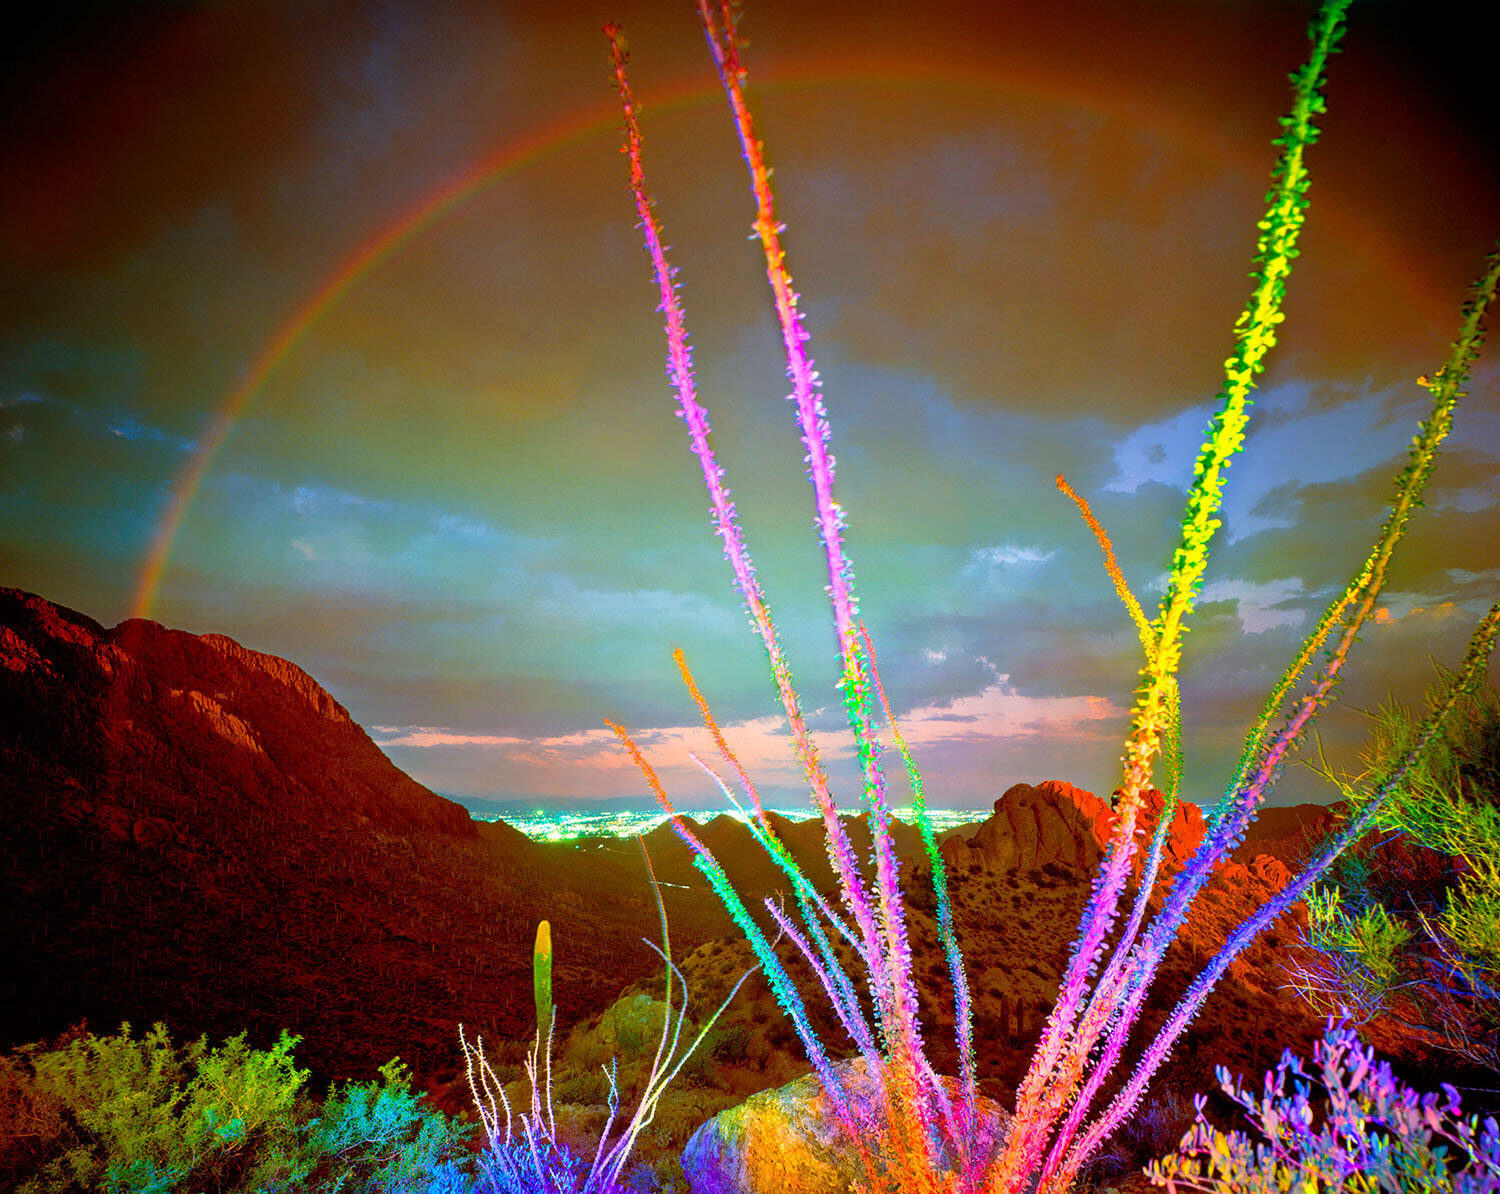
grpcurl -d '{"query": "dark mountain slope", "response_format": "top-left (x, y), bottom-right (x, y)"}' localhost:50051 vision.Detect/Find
top-left (0, 587), bottom-right (738, 1084)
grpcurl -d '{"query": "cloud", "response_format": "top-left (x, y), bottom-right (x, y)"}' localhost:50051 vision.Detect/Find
top-left (969, 544), bottom-right (1057, 568)
top-left (108, 417), bottom-right (194, 451)
top-left (1196, 577), bottom-right (1307, 634)
top-left (0, 393), bottom-right (47, 409)
top-left (373, 657), bottom-right (1123, 804)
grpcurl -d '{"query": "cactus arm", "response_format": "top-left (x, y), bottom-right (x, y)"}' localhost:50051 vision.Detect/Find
top-left (530, 919), bottom-right (557, 1143)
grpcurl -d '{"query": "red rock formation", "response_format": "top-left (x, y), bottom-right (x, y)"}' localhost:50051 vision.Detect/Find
top-left (938, 780), bottom-right (1208, 879)
top-left (0, 588), bottom-right (740, 1086)
top-left (680, 1057), bottom-right (1012, 1194)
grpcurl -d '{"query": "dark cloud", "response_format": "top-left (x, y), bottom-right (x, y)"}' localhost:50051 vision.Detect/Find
top-left (2, 0), bottom-right (1494, 808)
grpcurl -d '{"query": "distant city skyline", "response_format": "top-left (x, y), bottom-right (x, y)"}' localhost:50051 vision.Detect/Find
top-left (464, 799), bottom-right (989, 844)
top-left (4, 1), bottom-right (1496, 814)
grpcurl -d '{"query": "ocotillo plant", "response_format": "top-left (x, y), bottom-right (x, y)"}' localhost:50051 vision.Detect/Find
top-left (603, 2), bottom-right (1500, 1192)
top-left (460, 841), bottom-right (756, 1194)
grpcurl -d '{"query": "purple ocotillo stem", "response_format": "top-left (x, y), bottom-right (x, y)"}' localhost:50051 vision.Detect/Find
top-left (603, 24), bottom-right (889, 1017)
top-left (677, 654), bottom-right (869, 968)
top-left (862, 622), bottom-right (979, 1151)
top-left (1038, 655), bottom-right (1370, 1190)
top-left (1006, 718), bottom-right (1160, 1178)
top-left (764, 894), bottom-right (882, 1065)
top-left (1051, 601), bottom-right (1500, 1192)
top-left (688, 749), bottom-right (874, 1040)
top-left (606, 717), bottom-right (871, 1150)
top-left (695, 0), bottom-right (926, 1105)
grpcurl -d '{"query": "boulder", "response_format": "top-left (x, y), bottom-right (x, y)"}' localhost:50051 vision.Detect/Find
top-left (966, 780), bottom-right (1114, 874)
top-left (938, 781), bottom-right (1209, 880)
top-left (681, 1056), bottom-right (1012, 1194)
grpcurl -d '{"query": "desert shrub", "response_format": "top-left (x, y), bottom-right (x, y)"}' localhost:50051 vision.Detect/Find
top-left (1083, 1087), bottom-right (1198, 1190)
top-left (8, 1020), bottom-right (307, 1192)
top-left (0, 1023), bottom-right (478, 1193)
top-left (604, 996), bottom-right (674, 1060)
top-left (552, 1067), bottom-right (610, 1105)
top-left (1147, 1019), bottom-right (1500, 1193)
top-left (0, 1037), bottom-right (73, 1181)
top-left (672, 1021), bottom-right (752, 1086)
top-left (295, 1057), bottom-right (478, 1193)
top-left (1293, 680), bottom-right (1500, 1070)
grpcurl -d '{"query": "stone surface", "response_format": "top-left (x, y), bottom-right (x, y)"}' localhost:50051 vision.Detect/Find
top-left (940, 780), bottom-right (1222, 880)
top-left (681, 1056), bottom-right (1012, 1194)
top-left (0, 586), bottom-right (748, 1083)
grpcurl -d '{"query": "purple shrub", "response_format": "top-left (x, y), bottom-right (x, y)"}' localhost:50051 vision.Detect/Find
top-left (1148, 1018), bottom-right (1500, 1193)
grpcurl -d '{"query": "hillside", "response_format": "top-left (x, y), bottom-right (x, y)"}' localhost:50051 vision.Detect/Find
top-left (9, 585), bottom-right (1454, 1138)
top-left (0, 587), bottom-right (739, 1084)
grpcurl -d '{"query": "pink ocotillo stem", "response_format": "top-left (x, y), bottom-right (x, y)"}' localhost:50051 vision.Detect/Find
top-left (861, 621), bottom-right (979, 1152)
top-left (687, 744), bottom-right (876, 1051)
top-left (694, 0), bottom-right (926, 1103)
top-left (603, 23), bottom-right (889, 1016)
top-left (1048, 476), bottom-right (1181, 1047)
top-left (1037, 607), bottom-right (1368, 1191)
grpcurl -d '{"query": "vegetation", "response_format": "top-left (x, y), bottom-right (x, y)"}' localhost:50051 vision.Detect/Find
top-left (600, 0), bottom-right (1500, 1192)
top-left (1147, 1019), bottom-right (1500, 1193)
top-left (12, 2), bottom-right (1497, 1193)
top-left (1290, 680), bottom-right (1500, 1072)
top-left (459, 840), bottom-right (756, 1193)
top-left (0, 1022), bottom-right (476, 1193)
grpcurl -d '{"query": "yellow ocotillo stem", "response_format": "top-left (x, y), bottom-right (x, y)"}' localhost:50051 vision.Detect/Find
top-left (534, 920), bottom-right (554, 1047)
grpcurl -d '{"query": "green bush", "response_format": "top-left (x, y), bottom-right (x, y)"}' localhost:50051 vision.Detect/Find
top-left (1295, 680), bottom-right (1500, 1070)
top-left (0, 1023), bottom-right (477, 1193)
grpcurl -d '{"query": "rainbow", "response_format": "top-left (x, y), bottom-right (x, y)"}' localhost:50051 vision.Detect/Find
top-left (130, 53), bottom-right (1445, 622)
top-left (127, 85), bottom-right (651, 620)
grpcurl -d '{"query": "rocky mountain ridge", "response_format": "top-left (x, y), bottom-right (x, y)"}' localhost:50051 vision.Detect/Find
top-left (2, 586), bottom-right (1374, 1118)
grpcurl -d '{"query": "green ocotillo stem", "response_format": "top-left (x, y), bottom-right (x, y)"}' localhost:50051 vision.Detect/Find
top-left (534, 920), bottom-right (553, 1045)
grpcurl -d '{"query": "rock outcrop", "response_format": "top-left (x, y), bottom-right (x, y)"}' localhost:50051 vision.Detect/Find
top-left (681, 1057), bottom-right (1012, 1194)
top-left (937, 780), bottom-right (1210, 879)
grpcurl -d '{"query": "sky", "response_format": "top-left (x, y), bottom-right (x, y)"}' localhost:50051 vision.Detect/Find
top-left (3, 0), bottom-right (1497, 814)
